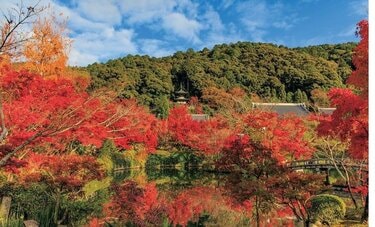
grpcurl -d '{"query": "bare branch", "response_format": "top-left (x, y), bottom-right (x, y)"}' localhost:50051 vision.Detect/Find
top-left (0, 0), bottom-right (45, 56)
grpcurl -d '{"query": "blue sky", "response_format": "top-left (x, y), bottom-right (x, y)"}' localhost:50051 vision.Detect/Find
top-left (1, 0), bottom-right (368, 66)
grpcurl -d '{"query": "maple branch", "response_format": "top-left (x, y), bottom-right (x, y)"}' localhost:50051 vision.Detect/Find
top-left (0, 0), bottom-right (45, 55)
top-left (0, 129), bottom-right (46, 167)
top-left (0, 93), bottom-right (8, 142)
top-left (295, 199), bottom-right (307, 221)
top-left (287, 200), bottom-right (302, 221)
top-left (100, 105), bottom-right (135, 127)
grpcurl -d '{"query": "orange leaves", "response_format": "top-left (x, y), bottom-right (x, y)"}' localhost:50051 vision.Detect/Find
top-left (201, 86), bottom-right (250, 112)
top-left (23, 12), bottom-right (71, 78)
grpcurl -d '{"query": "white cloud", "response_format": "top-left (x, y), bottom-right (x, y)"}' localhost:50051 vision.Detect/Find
top-left (139, 39), bottom-right (175, 57)
top-left (0, 0), bottom-right (46, 32)
top-left (118, 0), bottom-right (176, 24)
top-left (76, 0), bottom-right (121, 25)
top-left (174, 0), bottom-right (199, 18)
top-left (162, 13), bottom-right (202, 43)
top-left (70, 28), bottom-right (137, 65)
top-left (220, 0), bottom-right (236, 9)
top-left (48, 0), bottom-right (139, 66)
top-left (68, 49), bottom-right (98, 66)
top-left (199, 6), bottom-right (242, 47)
top-left (202, 6), bottom-right (224, 32)
top-left (56, 0), bottom-right (205, 64)
top-left (236, 0), bottom-right (299, 41)
top-left (52, 3), bottom-right (107, 33)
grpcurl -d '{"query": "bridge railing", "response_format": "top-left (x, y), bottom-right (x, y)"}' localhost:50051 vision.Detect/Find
top-left (287, 158), bottom-right (368, 170)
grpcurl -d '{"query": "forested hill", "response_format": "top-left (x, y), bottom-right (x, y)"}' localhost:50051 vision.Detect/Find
top-left (85, 42), bottom-right (356, 112)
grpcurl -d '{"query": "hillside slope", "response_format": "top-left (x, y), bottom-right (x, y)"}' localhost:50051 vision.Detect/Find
top-left (85, 42), bottom-right (356, 112)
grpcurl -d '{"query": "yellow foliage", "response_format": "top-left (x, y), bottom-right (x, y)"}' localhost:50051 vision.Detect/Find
top-left (83, 177), bottom-right (112, 198)
top-left (154, 149), bottom-right (171, 157)
top-left (23, 10), bottom-right (71, 78)
top-left (124, 145), bottom-right (150, 168)
top-left (97, 153), bottom-right (113, 173)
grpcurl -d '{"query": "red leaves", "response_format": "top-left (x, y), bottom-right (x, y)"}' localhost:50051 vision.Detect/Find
top-left (318, 89), bottom-right (368, 159)
top-left (167, 186), bottom-right (234, 226)
top-left (242, 111), bottom-right (312, 163)
top-left (165, 105), bottom-right (234, 155)
top-left (317, 21), bottom-right (368, 160)
top-left (104, 181), bottom-right (166, 226)
top-left (0, 67), bottom-right (159, 168)
top-left (347, 20), bottom-right (368, 95)
top-left (19, 153), bottom-right (104, 192)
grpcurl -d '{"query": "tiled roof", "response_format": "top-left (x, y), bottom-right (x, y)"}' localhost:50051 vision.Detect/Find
top-left (191, 114), bottom-right (209, 121)
top-left (252, 103), bottom-right (310, 116)
top-left (317, 107), bottom-right (336, 115)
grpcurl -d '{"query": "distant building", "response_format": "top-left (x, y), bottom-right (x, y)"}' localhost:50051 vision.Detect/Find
top-left (191, 114), bottom-right (209, 121)
top-left (317, 107), bottom-right (336, 115)
top-left (252, 103), bottom-right (310, 117)
top-left (174, 84), bottom-right (189, 104)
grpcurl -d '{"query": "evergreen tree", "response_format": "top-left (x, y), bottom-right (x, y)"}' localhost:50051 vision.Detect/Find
top-left (294, 89), bottom-right (304, 102)
top-left (153, 95), bottom-right (170, 119)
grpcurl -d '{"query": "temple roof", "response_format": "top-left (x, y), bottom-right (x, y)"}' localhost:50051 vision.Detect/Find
top-left (191, 114), bottom-right (209, 121)
top-left (175, 83), bottom-right (188, 95)
top-left (175, 88), bottom-right (188, 95)
top-left (252, 103), bottom-right (310, 116)
top-left (317, 107), bottom-right (336, 115)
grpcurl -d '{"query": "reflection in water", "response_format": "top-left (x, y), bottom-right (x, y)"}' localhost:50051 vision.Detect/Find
top-left (100, 168), bottom-right (299, 226)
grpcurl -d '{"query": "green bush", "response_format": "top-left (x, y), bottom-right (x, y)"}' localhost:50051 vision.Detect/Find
top-left (61, 190), bottom-right (109, 225)
top-left (309, 194), bottom-right (346, 224)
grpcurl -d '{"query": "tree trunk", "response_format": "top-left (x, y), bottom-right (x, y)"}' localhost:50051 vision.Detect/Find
top-left (341, 164), bottom-right (358, 209)
top-left (54, 190), bottom-right (61, 224)
top-left (0, 196), bottom-right (11, 220)
top-left (361, 194), bottom-right (368, 223)
top-left (345, 180), bottom-right (358, 209)
top-left (255, 196), bottom-right (260, 227)
top-left (324, 168), bottom-right (331, 185)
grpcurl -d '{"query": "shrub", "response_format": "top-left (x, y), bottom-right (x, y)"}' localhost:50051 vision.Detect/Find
top-left (309, 194), bottom-right (346, 224)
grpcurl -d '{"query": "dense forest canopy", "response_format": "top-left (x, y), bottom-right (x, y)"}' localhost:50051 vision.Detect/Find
top-left (86, 42), bottom-right (356, 113)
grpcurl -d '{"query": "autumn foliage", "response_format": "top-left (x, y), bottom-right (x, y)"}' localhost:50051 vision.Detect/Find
top-left (0, 4), bottom-right (369, 224)
top-left (318, 20), bottom-right (368, 160)
top-left (19, 153), bottom-right (104, 192)
top-left (242, 111), bottom-right (312, 162)
top-left (347, 20), bottom-right (368, 96)
top-left (162, 105), bottom-right (234, 155)
top-left (23, 13), bottom-right (71, 78)
top-left (0, 66), bottom-right (158, 167)
top-left (103, 181), bottom-right (167, 226)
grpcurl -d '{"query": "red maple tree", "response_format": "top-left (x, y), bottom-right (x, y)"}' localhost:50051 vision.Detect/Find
top-left (318, 20), bottom-right (368, 160)
top-left (0, 66), bottom-right (158, 168)
top-left (317, 20), bottom-right (368, 221)
top-left (163, 105), bottom-right (234, 155)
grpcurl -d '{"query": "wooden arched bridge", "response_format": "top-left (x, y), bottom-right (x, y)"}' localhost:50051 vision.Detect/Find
top-left (287, 158), bottom-right (368, 171)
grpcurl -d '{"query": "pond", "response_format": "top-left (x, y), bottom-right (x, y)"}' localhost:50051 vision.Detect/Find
top-left (103, 167), bottom-right (304, 227)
